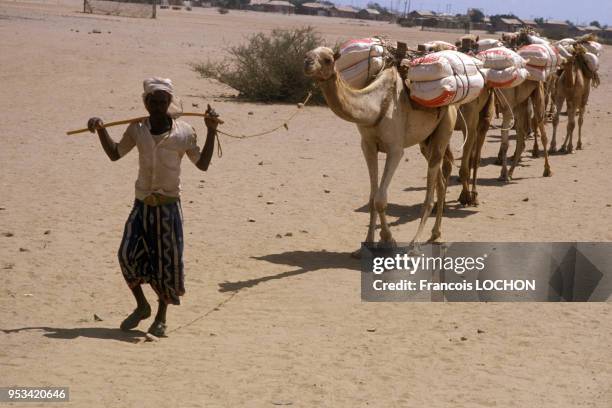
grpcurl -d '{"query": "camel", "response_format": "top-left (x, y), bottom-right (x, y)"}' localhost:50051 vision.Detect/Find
top-left (549, 45), bottom-right (594, 154)
top-left (451, 35), bottom-right (496, 206)
top-left (494, 32), bottom-right (553, 181)
top-left (496, 80), bottom-right (552, 180)
top-left (303, 47), bottom-right (457, 254)
top-left (456, 88), bottom-right (495, 206)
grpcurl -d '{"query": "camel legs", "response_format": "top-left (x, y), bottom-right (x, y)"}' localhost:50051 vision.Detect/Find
top-left (549, 93), bottom-right (564, 154)
top-left (362, 138), bottom-right (379, 244)
top-left (430, 166), bottom-right (448, 243)
top-left (458, 113), bottom-right (477, 206)
top-left (374, 147), bottom-right (404, 245)
top-left (508, 101), bottom-right (528, 180)
top-left (498, 109), bottom-right (513, 182)
top-left (531, 87), bottom-right (552, 177)
top-left (351, 137), bottom-right (386, 259)
top-left (577, 89), bottom-right (590, 150)
top-left (470, 108), bottom-right (491, 205)
top-left (577, 106), bottom-right (585, 150)
top-left (531, 112), bottom-right (540, 158)
top-left (411, 112), bottom-right (454, 244)
top-left (560, 101), bottom-right (577, 154)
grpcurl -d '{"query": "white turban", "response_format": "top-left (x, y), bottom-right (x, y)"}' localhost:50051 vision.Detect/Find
top-left (141, 77), bottom-right (183, 118)
top-left (142, 77), bottom-right (174, 99)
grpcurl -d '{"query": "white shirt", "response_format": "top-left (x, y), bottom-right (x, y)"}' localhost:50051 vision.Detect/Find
top-left (117, 118), bottom-right (201, 200)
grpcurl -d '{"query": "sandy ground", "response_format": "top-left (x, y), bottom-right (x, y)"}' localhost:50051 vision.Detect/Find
top-left (1, 1), bottom-right (612, 407)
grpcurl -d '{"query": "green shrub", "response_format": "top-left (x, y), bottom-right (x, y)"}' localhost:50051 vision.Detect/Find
top-left (193, 26), bottom-right (326, 104)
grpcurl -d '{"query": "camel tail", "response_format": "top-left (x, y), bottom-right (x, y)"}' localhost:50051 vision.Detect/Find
top-left (483, 88), bottom-right (496, 124)
top-left (443, 145), bottom-right (454, 178)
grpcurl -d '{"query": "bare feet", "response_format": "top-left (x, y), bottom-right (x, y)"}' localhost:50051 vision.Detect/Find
top-left (147, 320), bottom-right (167, 337)
top-left (120, 304), bottom-right (151, 331)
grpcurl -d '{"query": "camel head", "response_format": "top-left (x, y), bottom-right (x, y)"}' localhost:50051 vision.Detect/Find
top-left (304, 47), bottom-right (339, 81)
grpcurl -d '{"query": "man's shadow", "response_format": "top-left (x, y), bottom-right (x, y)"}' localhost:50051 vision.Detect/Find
top-left (1, 327), bottom-right (145, 343)
top-left (218, 250), bottom-right (360, 293)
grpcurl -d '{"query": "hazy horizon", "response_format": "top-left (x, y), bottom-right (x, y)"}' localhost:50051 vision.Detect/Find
top-left (336, 0), bottom-right (611, 26)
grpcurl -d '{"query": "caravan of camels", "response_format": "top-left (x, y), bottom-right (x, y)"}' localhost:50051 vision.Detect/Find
top-left (304, 29), bottom-right (602, 255)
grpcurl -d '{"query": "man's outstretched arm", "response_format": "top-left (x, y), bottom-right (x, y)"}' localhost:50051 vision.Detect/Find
top-left (195, 105), bottom-right (220, 171)
top-left (88, 117), bottom-right (120, 162)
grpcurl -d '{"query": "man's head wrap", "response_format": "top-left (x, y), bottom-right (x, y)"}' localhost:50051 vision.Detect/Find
top-left (142, 77), bottom-right (182, 117)
top-left (143, 77), bottom-right (174, 99)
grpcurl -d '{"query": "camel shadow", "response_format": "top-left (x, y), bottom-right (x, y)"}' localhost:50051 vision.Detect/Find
top-left (218, 250), bottom-right (359, 293)
top-left (479, 156), bottom-right (502, 167)
top-left (486, 133), bottom-right (516, 144)
top-left (403, 186), bottom-right (427, 192)
top-left (0, 326), bottom-right (145, 343)
top-left (354, 201), bottom-right (477, 227)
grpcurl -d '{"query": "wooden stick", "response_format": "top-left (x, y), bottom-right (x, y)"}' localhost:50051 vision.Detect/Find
top-left (66, 112), bottom-right (222, 135)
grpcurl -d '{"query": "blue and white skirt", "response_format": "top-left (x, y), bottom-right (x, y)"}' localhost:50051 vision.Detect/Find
top-left (118, 199), bottom-right (185, 305)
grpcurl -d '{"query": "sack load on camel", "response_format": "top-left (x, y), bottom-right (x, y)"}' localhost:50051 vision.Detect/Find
top-left (418, 40), bottom-right (457, 52)
top-left (554, 39), bottom-right (576, 59)
top-left (584, 41), bottom-right (603, 56)
top-left (336, 38), bottom-right (385, 89)
top-left (476, 47), bottom-right (528, 88)
top-left (477, 38), bottom-right (503, 52)
top-left (556, 34), bottom-right (602, 73)
top-left (517, 43), bottom-right (561, 82)
top-left (405, 50), bottom-right (484, 107)
top-left (583, 52), bottom-right (599, 73)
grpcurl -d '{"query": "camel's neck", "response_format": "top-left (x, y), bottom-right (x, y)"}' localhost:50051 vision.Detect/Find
top-left (318, 68), bottom-right (396, 126)
top-left (563, 62), bottom-right (575, 89)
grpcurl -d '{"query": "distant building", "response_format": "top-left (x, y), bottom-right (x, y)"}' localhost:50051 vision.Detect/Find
top-left (520, 18), bottom-right (538, 28)
top-left (599, 27), bottom-right (612, 44)
top-left (407, 10), bottom-right (435, 19)
top-left (497, 17), bottom-right (523, 32)
top-left (298, 2), bottom-right (331, 16)
top-left (248, 0), bottom-right (268, 11)
top-left (540, 19), bottom-right (571, 38)
top-left (329, 5), bottom-right (357, 18)
top-left (356, 8), bottom-right (380, 20)
top-left (262, 0), bottom-right (295, 14)
top-left (576, 25), bottom-right (601, 33)
top-left (543, 19), bottom-right (570, 29)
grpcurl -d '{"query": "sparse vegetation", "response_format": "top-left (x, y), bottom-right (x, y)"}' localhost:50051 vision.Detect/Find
top-left (193, 27), bottom-right (326, 103)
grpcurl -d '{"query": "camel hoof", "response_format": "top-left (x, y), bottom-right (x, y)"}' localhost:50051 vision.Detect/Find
top-left (548, 147), bottom-right (557, 154)
top-left (471, 192), bottom-right (480, 207)
top-left (559, 146), bottom-right (567, 154)
top-left (576, 143), bottom-right (583, 150)
top-left (498, 174), bottom-right (511, 182)
top-left (350, 248), bottom-right (362, 259)
top-left (458, 191), bottom-right (470, 206)
top-left (427, 233), bottom-right (442, 244)
top-left (543, 168), bottom-right (552, 177)
top-left (378, 237), bottom-right (397, 248)
top-left (532, 149), bottom-right (540, 158)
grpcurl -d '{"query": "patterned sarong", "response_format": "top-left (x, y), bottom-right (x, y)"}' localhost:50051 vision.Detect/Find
top-left (118, 199), bottom-right (185, 305)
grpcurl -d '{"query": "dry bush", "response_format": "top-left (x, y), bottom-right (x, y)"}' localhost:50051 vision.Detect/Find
top-left (193, 26), bottom-right (326, 104)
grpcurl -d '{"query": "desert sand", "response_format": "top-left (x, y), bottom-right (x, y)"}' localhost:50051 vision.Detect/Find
top-left (1, 1), bottom-right (612, 406)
